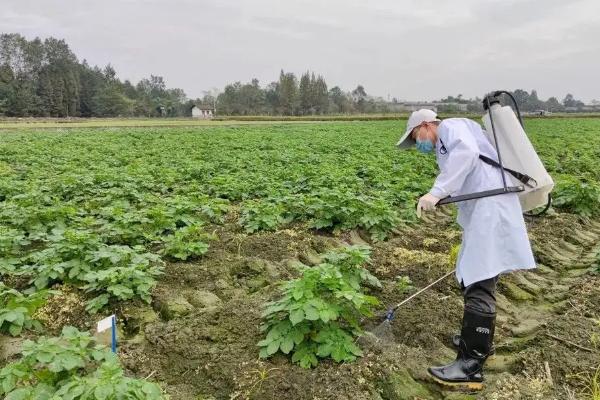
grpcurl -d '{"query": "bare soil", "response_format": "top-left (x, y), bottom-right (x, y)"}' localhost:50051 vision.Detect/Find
top-left (20, 210), bottom-right (600, 399)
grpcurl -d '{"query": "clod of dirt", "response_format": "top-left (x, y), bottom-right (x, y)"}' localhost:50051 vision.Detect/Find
top-left (443, 393), bottom-right (477, 400)
top-left (184, 289), bottom-right (222, 309)
top-left (486, 355), bottom-right (518, 373)
top-left (511, 318), bottom-right (545, 338)
top-left (500, 281), bottom-right (535, 302)
top-left (378, 367), bottom-right (432, 400)
top-left (153, 292), bottom-right (195, 320)
top-left (121, 304), bottom-right (159, 336)
top-left (348, 230), bottom-right (371, 246)
top-left (0, 335), bottom-right (24, 362)
top-left (298, 249), bottom-right (322, 266)
top-left (512, 274), bottom-right (543, 295)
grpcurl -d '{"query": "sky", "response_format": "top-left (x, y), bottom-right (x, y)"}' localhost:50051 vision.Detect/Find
top-left (2, 0), bottom-right (599, 102)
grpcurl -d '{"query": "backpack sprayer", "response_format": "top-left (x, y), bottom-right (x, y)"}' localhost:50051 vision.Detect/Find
top-left (366, 91), bottom-right (554, 343)
top-left (437, 90), bottom-right (554, 215)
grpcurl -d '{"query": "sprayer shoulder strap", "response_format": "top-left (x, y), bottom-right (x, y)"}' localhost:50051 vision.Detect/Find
top-left (478, 154), bottom-right (537, 188)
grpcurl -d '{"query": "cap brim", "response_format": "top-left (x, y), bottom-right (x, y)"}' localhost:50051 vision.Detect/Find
top-left (396, 132), bottom-right (416, 149)
top-left (396, 129), bottom-right (416, 149)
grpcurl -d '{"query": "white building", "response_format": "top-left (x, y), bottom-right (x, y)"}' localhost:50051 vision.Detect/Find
top-left (400, 102), bottom-right (438, 112)
top-left (191, 105), bottom-right (215, 119)
top-left (386, 101), bottom-right (470, 113)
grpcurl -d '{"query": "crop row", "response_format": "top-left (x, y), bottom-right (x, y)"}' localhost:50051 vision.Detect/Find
top-left (0, 120), bottom-right (598, 325)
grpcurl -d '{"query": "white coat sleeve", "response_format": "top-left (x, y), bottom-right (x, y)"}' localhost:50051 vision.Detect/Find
top-left (429, 124), bottom-right (479, 199)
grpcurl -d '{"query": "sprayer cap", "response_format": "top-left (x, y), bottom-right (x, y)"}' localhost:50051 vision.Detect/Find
top-left (482, 95), bottom-right (501, 111)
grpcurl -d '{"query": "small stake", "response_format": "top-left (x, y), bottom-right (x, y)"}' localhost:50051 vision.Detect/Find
top-left (97, 314), bottom-right (118, 353)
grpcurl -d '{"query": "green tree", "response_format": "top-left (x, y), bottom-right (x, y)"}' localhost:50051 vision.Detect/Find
top-left (562, 93), bottom-right (584, 109)
top-left (352, 85), bottom-right (367, 113)
top-left (91, 85), bottom-right (133, 116)
top-left (265, 81), bottom-right (279, 115)
top-left (545, 97), bottom-right (563, 112)
top-left (299, 71), bottom-right (312, 114)
top-left (313, 75), bottom-right (328, 114)
top-left (278, 70), bottom-right (299, 115)
top-left (240, 79), bottom-right (265, 114)
top-left (328, 86), bottom-right (350, 114)
top-left (217, 82), bottom-right (243, 115)
top-left (511, 89), bottom-right (530, 111)
top-left (525, 89), bottom-right (542, 111)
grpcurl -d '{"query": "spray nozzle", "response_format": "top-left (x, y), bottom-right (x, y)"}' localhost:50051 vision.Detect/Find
top-left (384, 309), bottom-right (395, 322)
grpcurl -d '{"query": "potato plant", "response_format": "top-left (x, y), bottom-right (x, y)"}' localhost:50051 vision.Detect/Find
top-left (258, 245), bottom-right (380, 368)
top-left (0, 119), bottom-right (599, 317)
top-left (0, 283), bottom-right (54, 336)
top-left (0, 326), bottom-right (166, 399)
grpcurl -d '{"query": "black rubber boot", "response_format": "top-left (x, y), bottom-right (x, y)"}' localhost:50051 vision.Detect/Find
top-left (428, 309), bottom-right (496, 390)
top-left (451, 313), bottom-right (496, 356)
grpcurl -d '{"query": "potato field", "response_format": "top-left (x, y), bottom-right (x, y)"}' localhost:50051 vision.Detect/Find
top-left (1, 118), bottom-right (599, 399)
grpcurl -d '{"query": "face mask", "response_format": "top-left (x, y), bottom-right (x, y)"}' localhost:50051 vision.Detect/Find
top-left (416, 139), bottom-right (434, 153)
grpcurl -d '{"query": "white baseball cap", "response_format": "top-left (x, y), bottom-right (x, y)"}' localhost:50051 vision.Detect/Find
top-left (396, 109), bottom-right (441, 148)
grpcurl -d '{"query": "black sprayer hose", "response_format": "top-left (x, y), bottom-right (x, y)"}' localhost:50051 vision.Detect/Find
top-left (485, 96), bottom-right (509, 191)
top-left (493, 90), bottom-right (525, 127)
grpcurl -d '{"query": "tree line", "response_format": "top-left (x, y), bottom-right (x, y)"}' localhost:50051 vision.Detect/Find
top-left (215, 73), bottom-right (380, 115)
top-left (0, 33), bottom-right (594, 117)
top-left (0, 34), bottom-right (191, 117)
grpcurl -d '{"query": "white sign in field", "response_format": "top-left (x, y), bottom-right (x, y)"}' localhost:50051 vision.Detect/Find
top-left (97, 315), bottom-right (115, 333)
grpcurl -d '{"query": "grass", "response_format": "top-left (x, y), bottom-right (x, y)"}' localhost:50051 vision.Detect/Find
top-left (0, 117), bottom-right (336, 130)
top-left (3, 113), bottom-right (600, 130)
top-left (589, 367), bottom-right (600, 400)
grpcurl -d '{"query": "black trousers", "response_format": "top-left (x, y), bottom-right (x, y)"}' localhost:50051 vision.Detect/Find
top-left (461, 276), bottom-right (499, 315)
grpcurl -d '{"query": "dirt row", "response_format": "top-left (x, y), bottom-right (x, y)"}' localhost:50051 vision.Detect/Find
top-left (3, 210), bottom-right (599, 399)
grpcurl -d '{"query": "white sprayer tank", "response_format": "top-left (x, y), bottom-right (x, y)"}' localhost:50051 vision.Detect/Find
top-left (482, 104), bottom-right (554, 212)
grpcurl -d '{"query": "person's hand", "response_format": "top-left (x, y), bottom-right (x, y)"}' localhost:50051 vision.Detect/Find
top-left (416, 193), bottom-right (440, 218)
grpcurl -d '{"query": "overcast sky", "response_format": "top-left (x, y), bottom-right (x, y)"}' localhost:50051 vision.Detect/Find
top-left (2, 0), bottom-right (599, 102)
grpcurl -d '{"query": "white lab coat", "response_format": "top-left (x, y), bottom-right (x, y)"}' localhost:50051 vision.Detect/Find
top-left (429, 118), bottom-right (536, 287)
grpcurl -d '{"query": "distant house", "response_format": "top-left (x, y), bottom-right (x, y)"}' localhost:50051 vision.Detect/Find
top-left (386, 101), bottom-right (470, 113)
top-left (385, 102), bottom-right (438, 113)
top-left (527, 110), bottom-right (552, 116)
top-left (434, 102), bottom-right (469, 112)
top-left (191, 104), bottom-right (215, 119)
top-left (581, 104), bottom-right (600, 112)
top-left (400, 102), bottom-right (438, 112)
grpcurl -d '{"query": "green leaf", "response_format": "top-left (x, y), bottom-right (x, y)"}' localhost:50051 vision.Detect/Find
top-left (35, 351), bottom-right (53, 363)
top-left (2, 311), bottom-right (19, 323)
top-left (265, 326), bottom-right (281, 341)
top-left (299, 353), bottom-right (318, 369)
top-left (303, 305), bottom-right (319, 321)
top-left (6, 388), bottom-right (32, 400)
top-left (94, 384), bottom-right (114, 400)
top-left (2, 373), bottom-right (17, 393)
top-left (265, 339), bottom-right (281, 356)
top-left (256, 338), bottom-right (271, 347)
top-left (316, 343), bottom-right (332, 357)
top-left (291, 328), bottom-right (305, 345)
top-left (292, 288), bottom-right (303, 301)
top-left (331, 347), bottom-right (347, 362)
top-left (280, 336), bottom-right (294, 354)
top-left (141, 382), bottom-right (162, 396)
top-left (8, 323), bottom-right (22, 337)
top-left (289, 309), bottom-right (304, 325)
top-left (259, 347), bottom-right (270, 359)
top-left (319, 309), bottom-right (331, 323)
top-left (60, 353), bottom-right (83, 371)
